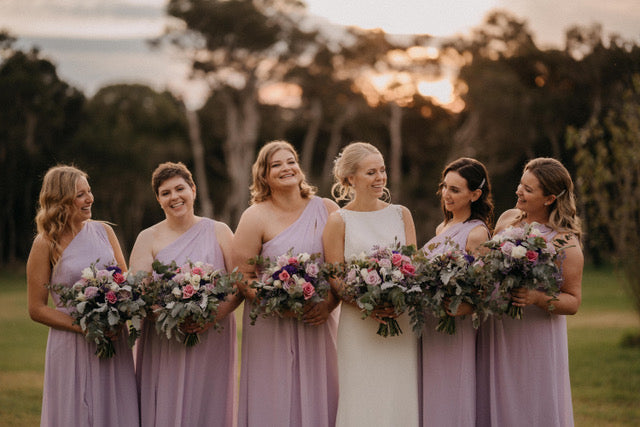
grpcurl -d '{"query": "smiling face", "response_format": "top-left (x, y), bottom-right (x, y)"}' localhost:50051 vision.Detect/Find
top-left (349, 153), bottom-right (386, 199)
top-left (266, 148), bottom-right (302, 191)
top-left (441, 170), bottom-right (476, 217)
top-left (70, 176), bottom-right (93, 225)
top-left (515, 170), bottom-right (554, 215)
top-left (156, 176), bottom-right (196, 218)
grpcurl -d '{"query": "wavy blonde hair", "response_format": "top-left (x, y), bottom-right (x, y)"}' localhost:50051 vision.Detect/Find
top-left (35, 165), bottom-right (88, 267)
top-left (331, 142), bottom-right (390, 202)
top-left (250, 140), bottom-right (316, 204)
top-left (516, 157), bottom-right (582, 240)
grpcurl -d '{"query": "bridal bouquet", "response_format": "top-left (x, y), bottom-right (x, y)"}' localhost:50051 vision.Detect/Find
top-left (341, 242), bottom-right (420, 337)
top-left (51, 261), bottom-right (147, 359)
top-left (412, 240), bottom-right (485, 335)
top-left (478, 222), bottom-right (563, 319)
top-left (151, 260), bottom-right (239, 346)
top-left (248, 251), bottom-right (332, 325)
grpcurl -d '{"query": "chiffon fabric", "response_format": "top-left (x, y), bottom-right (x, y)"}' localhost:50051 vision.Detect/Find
top-left (136, 218), bottom-right (237, 427)
top-left (420, 219), bottom-right (487, 427)
top-left (476, 223), bottom-right (574, 426)
top-left (42, 220), bottom-right (139, 427)
top-left (335, 205), bottom-right (420, 427)
top-left (238, 197), bottom-right (339, 427)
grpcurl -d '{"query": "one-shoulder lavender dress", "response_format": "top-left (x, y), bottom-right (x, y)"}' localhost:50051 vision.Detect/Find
top-left (476, 223), bottom-right (574, 426)
top-left (238, 197), bottom-right (339, 427)
top-left (420, 219), bottom-right (487, 427)
top-left (42, 220), bottom-right (139, 427)
top-left (136, 218), bottom-right (237, 427)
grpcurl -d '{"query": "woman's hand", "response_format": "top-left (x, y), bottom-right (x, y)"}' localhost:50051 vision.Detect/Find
top-left (445, 300), bottom-right (474, 317)
top-left (180, 318), bottom-right (212, 334)
top-left (370, 305), bottom-right (398, 324)
top-left (510, 287), bottom-right (545, 308)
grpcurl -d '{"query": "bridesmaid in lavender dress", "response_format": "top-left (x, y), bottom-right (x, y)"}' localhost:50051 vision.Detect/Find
top-left (476, 158), bottom-right (583, 427)
top-left (323, 142), bottom-right (419, 427)
top-left (419, 158), bottom-right (493, 427)
top-left (233, 140), bottom-right (340, 427)
top-left (129, 162), bottom-right (242, 427)
top-left (27, 165), bottom-right (139, 427)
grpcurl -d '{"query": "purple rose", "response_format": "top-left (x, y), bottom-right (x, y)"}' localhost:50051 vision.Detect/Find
top-left (305, 263), bottom-right (320, 278)
top-left (364, 270), bottom-right (382, 286)
top-left (84, 286), bottom-right (99, 299)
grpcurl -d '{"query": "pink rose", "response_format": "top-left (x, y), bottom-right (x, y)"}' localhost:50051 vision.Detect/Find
top-left (500, 241), bottom-right (515, 256)
top-left (105, 290), bottom-right (118, 304)
top-left (288, 257), bottom-right (298, 265)
top-left (400, 262), bottom-right (416, 276)
top-left (84, 286), bottom-right (99, 299)
top-left (191, 267), bottom-right (204, 276)
top-left (526, 250), bottom-right (539, 262)
top-left (279, 270), bottom-right (290, 281)
top-left (182, 284), bottom-right (196, 299)
top-left (302, 282), bottom-right (315, 300)
top-left (305, 263), bottom-right (319, 278)
top-left (391, 253), bottom-right (403, 266)
top-left (364, 270), bottom-right (382, 286)
top-left (112, 272), bottom-right (125, 284)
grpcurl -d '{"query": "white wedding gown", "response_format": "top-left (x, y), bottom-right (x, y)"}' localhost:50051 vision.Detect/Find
top-left (335, 205), bottom-right (420, 427)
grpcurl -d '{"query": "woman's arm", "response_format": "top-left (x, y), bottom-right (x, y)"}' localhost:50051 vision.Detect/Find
top-left (103, 223), bottom-right (127, 271)
top-left (128, 228), bottom-right (155, 275)
top-left (511, 234), bottom-right (583, 315)
top-left (231, 206), bottom-right (265, 301)
top-left (214, 221), bottom-right (244, 321)
top-left (27, 235), bottom-right (83, 334)
top-left (400, 205), bottom-right (417, 246)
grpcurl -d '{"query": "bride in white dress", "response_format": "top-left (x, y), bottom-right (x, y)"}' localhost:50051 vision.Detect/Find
top-left (323, 142), bottom-right (420, 427)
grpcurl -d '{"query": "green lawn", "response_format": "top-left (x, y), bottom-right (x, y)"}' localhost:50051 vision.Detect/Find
top-left (1, 265), bottom-right (639, 426)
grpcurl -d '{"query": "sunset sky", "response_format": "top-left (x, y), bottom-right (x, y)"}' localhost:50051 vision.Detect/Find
top-left (0, 0), bottom-right (638, 108)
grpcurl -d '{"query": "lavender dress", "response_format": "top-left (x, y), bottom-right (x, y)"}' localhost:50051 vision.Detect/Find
top-left (476, 224), bottom-right (574, 426)
top-left (238, 197), bottom-right (339, 427)
top-left (42, 221), bottom-right (139, 427)
top-left (420, 219), bottom-right (487, 427)
top-left (136, 218), bottom-right (236, 427)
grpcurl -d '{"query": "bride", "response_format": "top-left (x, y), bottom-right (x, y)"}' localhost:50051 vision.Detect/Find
top-left (323, 142), bottom-right (420, 427)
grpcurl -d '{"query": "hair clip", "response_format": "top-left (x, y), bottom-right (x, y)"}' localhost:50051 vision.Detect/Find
top-left (477, 178), bottom-right (485, 190)
top-left (556, 189), bottom-right (566, 198)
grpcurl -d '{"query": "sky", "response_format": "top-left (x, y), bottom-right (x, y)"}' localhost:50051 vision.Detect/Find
top-left (0, 0), bottom-right (638, 109)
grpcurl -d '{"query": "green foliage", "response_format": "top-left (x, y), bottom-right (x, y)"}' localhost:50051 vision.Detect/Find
top-left (569, 74), bottom-right (640, 320)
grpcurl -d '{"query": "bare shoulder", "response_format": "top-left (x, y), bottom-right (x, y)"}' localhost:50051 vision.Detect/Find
top-left (214, 220), bottom-right (233, 240)
top-left (322, 197), bottom-right (340, 215)
top-left (326, 209), bottom-right (345, 226)
top-left (30, 234), bottom-right (50, 254)
top-left (397, 204), bottom-right (414, 220)
top-left (99, 221), bottom-right (117, 238)
top-left (495, 209), bottom-right (520, 233)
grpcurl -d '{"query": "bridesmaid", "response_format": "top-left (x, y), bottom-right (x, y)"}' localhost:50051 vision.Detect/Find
top-left (476, 157), bottom-right (583, 427)
top-left (233, 140), bottom-right (340, 427)
top-left (130, 162), bottom-right (242, 427)
top-left (419, 157), bottom-right (493, 427)
top-left (323, 142), bottom-right (420, 427)
top-left (27, 165), bottom-right (139, 427)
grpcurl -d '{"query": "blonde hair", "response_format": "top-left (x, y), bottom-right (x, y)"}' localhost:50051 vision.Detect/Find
top-left (249, 140), bottom-right (316, 204)
top-left (35, 165), bottom-right (88, 267)
top-left (517, 157), bottom-right (582, 240)
top-left (331, 142), bottom-right (390, 202)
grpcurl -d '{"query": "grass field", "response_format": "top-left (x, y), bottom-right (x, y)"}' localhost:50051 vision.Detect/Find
top-left (1, 265), bottom-right (639, 426)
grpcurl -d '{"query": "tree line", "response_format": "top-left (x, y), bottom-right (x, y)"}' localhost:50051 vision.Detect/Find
top-left (2, 1), bottom-right (640, 295)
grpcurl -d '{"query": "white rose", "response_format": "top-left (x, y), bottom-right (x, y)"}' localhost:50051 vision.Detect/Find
top-left (391, 269), bottom-right (403, 281)
top-left (81, 267), bottom-right (94, 280)
top-left (273, 280), bottom-right (282, 289)
top-left (298, 253), bottom-right (311, 263)
top-left (296, 276), bottom-right (306, 286)
top-left (511, 245), bottom-right (527, 259)
top-left (190, 274), bottom-right (201, 289)
top-left (172, 287), bottom-right (182, 298)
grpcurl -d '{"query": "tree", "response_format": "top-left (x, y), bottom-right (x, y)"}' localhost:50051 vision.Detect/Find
top-left (70, 84), bottom-right (190, 254)
top-left (568, 74), bottom-right (640, 337)
top-left (0, 35), bottom-right (85, 265)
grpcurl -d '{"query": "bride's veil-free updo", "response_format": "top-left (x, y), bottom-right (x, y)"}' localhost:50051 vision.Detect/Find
top-left (35, 165), bottom-right (88, 267)
top-left (331, 142), bottom-right (390, 203)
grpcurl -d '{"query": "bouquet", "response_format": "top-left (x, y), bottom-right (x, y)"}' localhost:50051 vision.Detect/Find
top-left (151, 260), bottom-right (239, 347)
top-left (248, 250), bottom-right (332, 325)
top-left (478, 222), bottom-right (563, 319)
top-left (412, 239), bottom-right (485, 335)
top-left (341, 242), bottom-right (419, 337)
top-left (51, 261), bottom-right (147, 359)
